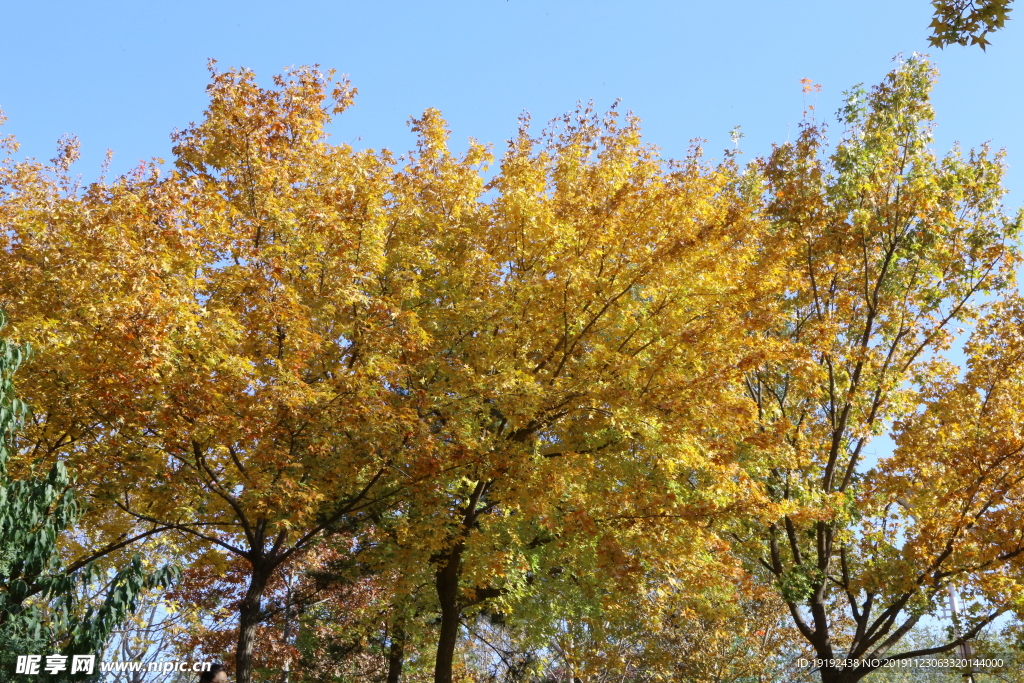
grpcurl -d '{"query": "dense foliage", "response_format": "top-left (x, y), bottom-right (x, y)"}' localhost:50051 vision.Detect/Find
top-left (0, 57), bottom-right (1022, 682)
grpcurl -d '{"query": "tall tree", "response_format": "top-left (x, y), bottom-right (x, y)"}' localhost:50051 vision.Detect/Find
top-left (0, 66), bottom-right (783, 682)
top-left (738, 56), bottom-right (1024, 683)
top-left (0, 65), bottom-right (418, 683)
top-left (373, 101), bottom-right (788, 682)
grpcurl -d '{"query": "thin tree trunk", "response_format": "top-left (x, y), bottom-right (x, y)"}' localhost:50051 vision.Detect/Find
top-left (386, 623), bottom-right (406, 683)
top-left (236, 563), bottom-right (273, 683)
top-left (433, 544), bottom-right (463, 683)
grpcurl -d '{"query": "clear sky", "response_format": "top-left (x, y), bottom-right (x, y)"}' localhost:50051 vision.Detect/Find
top-left (2, 0), bottom-right (1022, 207)
top-left (2, 0), bottom-right (1020, 468)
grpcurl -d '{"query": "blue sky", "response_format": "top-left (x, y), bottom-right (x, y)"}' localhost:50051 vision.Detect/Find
top-left (2, 0), bottom-right (1023, 208)
top-left (2, 0), bottom-right (1020, 468)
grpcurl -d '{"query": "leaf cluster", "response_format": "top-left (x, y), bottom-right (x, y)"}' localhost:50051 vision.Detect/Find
top-left (929, 0), bottom-right (1013, 49)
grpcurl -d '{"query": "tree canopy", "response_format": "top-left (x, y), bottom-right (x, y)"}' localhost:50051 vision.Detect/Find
top-left (0, 56), bottom-right (1022, 683)
top-left (0, 62), bottom-right (784, 683)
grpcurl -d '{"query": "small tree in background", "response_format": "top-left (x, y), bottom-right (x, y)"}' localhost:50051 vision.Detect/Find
top-left (0, 311), bottom-right (178, 681)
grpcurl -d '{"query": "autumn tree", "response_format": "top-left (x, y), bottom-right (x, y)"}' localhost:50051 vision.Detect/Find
top-left (382, 97), bottom-right (795, 681)
top-left (737, 56), bottom-right (1024, 683)
top-left (0, 66), bottom-right (421, 683)
top-left (0, 62), bottom-right (789, 682)
top-left (461, 551), bottom-right (812, 683)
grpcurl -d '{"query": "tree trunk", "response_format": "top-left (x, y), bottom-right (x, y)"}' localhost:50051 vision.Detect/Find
top-left (386, 623), bottom-right (405, 683)
top-left (236, 562), bottom-right (273, 683)
top-left (433, 481), bottom-right (486, 683)
top-left (433, 544), bottom-right (463, 683)
top-left (816, 660), bottom-right (869, 683)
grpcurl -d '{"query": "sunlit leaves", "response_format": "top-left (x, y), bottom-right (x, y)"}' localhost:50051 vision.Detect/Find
top-left (929, 0), bottom-right (1013, 49)
top-left (0, 62), bottom-right (786, 682)
top-left (2, 53), bottom-right (1021, 683)
top-left (740, 55), bottom-right (1023, 680)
